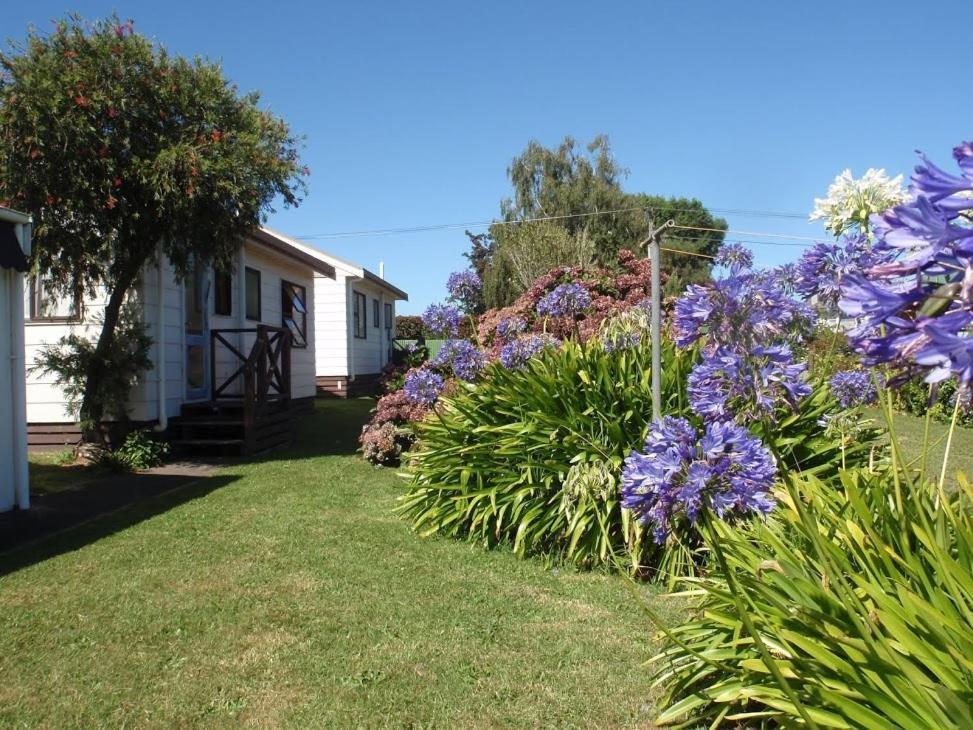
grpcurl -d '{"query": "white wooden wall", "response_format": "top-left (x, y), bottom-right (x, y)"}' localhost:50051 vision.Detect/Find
top-left (350, 278), bottom-right (395, 377)
top-left (313, 270), bottom-right (350, 377)
top-left (24, 239), bottom-right (318, 424)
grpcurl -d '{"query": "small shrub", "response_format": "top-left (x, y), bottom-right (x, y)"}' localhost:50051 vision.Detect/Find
top-left (394, 315), bottom-right (424, 339)
top-left (360, 422), bottom-right (405, 466)
top-left (97, 429), bottom-right (169, 472)
top-left (359, 390), bottom-right (431, 466)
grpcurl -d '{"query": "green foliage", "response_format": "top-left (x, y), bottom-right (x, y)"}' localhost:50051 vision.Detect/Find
top-left (30, 301), bottom-right (152, 430)
top-left (96, 428), bottom-right (169, 472)
top-left (650, 465), bottom-right (973, 728)
top-left (478, 135), bottom-right (727, 307)
top-left (394, 315), bottom-right (424, 340)
top-left (399, 338), bottom-right (694, 572)
top-left (0, 15), bottom-right (306, 434)
top-left (895, 378), bottom-right (973, 429)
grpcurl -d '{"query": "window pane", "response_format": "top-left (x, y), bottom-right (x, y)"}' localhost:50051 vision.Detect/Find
top-left (245, 268), bottom-right (261, 320)
top-left (214, 271), bottom-right (232, 316)
top-left (384, 303), bottom-right (392, 329)
top-left (32, 277), bottom-right (77, 319)
top-left (354, 292), bottom-right (366, 338)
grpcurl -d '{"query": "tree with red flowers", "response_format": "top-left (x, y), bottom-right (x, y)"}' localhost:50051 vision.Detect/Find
top-left (0, 16), bottom-right (308, 442)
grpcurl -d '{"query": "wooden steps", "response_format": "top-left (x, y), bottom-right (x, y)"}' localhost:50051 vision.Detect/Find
top-left (171, 398), bottom-right (295, 456)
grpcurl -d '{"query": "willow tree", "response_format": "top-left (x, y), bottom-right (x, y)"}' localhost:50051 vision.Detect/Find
top-left (478, 135), bottom-right (727, 307)
top-left (0, 16), bottom-right (307, 441)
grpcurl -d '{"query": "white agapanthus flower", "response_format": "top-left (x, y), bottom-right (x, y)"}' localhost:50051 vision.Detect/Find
top-left (810, 168), bottom-right (909, 236)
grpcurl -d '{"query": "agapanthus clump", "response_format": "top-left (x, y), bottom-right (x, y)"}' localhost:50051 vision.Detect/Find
top-left (536, 282), bottom-right (592, 319)
top-left (495, 316), bottom-right (527, 342)
top-left (621, 416), bottom-right (777, 543)
top-left (829, 369), bottom-right (878, 408)
top-left (431, 339), bottom-right (485, 382)
top-left (446, 270), bottom-right (482, 313)
top-left (498, 334), bottom-right (560, 370)
top-left (688, 345), bottom-right (811, 423)
top-left (403, 368), bottom-right (445, 406)
top-left (838, 142), bottom-right (973, 391)
top-left (421, 304), bottom-right (461, 338)
top-left (794, 234), bottom-right (891, 307)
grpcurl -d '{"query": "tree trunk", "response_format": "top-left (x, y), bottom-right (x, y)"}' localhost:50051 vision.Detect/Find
top-left (77, 258), bottom-right (144, 444)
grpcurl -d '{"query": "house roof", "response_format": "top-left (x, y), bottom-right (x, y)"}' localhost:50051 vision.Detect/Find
top-left (260, 226), bottom-right (409, 301)
top-left (248, 228), bottom-right (336, 279)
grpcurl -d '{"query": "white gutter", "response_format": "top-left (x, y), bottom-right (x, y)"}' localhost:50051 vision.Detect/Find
top-left (154, 245), bottom-right (168, 431)
top-left (10, 219), bottom-right (31, 509)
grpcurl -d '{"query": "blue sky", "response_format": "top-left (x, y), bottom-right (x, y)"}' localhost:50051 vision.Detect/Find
top-left (5, 1), bottom-right (971, 313)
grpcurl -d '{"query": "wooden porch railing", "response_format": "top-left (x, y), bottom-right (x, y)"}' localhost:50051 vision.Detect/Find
top-left (210, 326), bottom-right (292, 429)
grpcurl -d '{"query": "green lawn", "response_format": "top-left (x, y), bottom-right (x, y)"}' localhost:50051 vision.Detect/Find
top-left (865, 407), bottom-right (973, 482)
top-left (1, 399), bottom-right (672, 728)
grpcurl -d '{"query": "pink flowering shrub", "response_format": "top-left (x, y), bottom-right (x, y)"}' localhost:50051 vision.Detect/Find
top-left (476, 249), bottom-right (663, 355)
top-left (359, 390), bottom-right (431, 465)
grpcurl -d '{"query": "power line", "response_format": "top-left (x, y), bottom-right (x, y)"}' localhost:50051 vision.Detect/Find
top-left (295, 204), bottom-right (811, 241)
top-left (670, 224), bottom-right (819, 242)
top-left (665, 234), bottom-right (813, 248)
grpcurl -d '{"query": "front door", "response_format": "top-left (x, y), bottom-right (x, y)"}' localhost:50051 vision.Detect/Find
top-left (185, 262), bottom-right (209, 401)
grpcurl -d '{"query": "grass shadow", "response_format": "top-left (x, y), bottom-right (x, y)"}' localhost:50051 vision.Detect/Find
top-left (0, 472), bottom-right (240, 575)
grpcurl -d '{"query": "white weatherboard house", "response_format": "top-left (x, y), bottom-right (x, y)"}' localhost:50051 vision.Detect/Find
top-left (25, 228), bottom-right (336, 452)
top-left (260, 228), bottom-right (409, 397)
top-left (0, 207), bottom-right (32, 512)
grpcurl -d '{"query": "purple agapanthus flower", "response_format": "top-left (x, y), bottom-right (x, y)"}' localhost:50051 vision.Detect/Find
top-left (836, 142), bottom-right (973, 390)
top-left (432, 339), bottom-right (485, 382)
top-left (621, 416), bottom-right (777, 543)
top-left (421, 303), bottom-right (461, 338)
top-left (794, 234), bottom-right (892, 307)
top-left (498, 334), bottom-right (560, 369)
top-left (446, 270), bottom-right (482, 312)
top-left (829, 370), bottom-right (877, 408)
top-left (688, 345), bottom-right (811, 423)
top-left (536, 282), bottom-right (592, 319)
top-left (715, 242), bottom-right (754, 273)
top-left (603, 331), bottom-right (642, 353)
top-left (495, 316), bottom-right (527, 342)
top-left (403, 368), bottom-right (445, 406)
top-left (673, 264), bottom-right (816, 352)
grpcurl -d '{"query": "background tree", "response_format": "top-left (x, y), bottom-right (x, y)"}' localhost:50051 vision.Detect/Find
top-left (0, 16), bottom-right (306, 442)
top-left (477, 135), bottom-right (727, 307)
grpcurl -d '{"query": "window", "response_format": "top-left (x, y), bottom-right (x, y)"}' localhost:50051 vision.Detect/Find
top-left (213, 269), bottom-right (232, 316)
top-left (373, 298), bottom-right (380, 327)
top-left (281, 280), bottom-right (307, 348)
top-left (353, 291), bottom-right (366, 339)
top-left (245, 267), bottom-right (261, 320)
top-left (29, 276), bottom-right (79, 321)
top-left (384, 303), bottom-right (393, 330)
